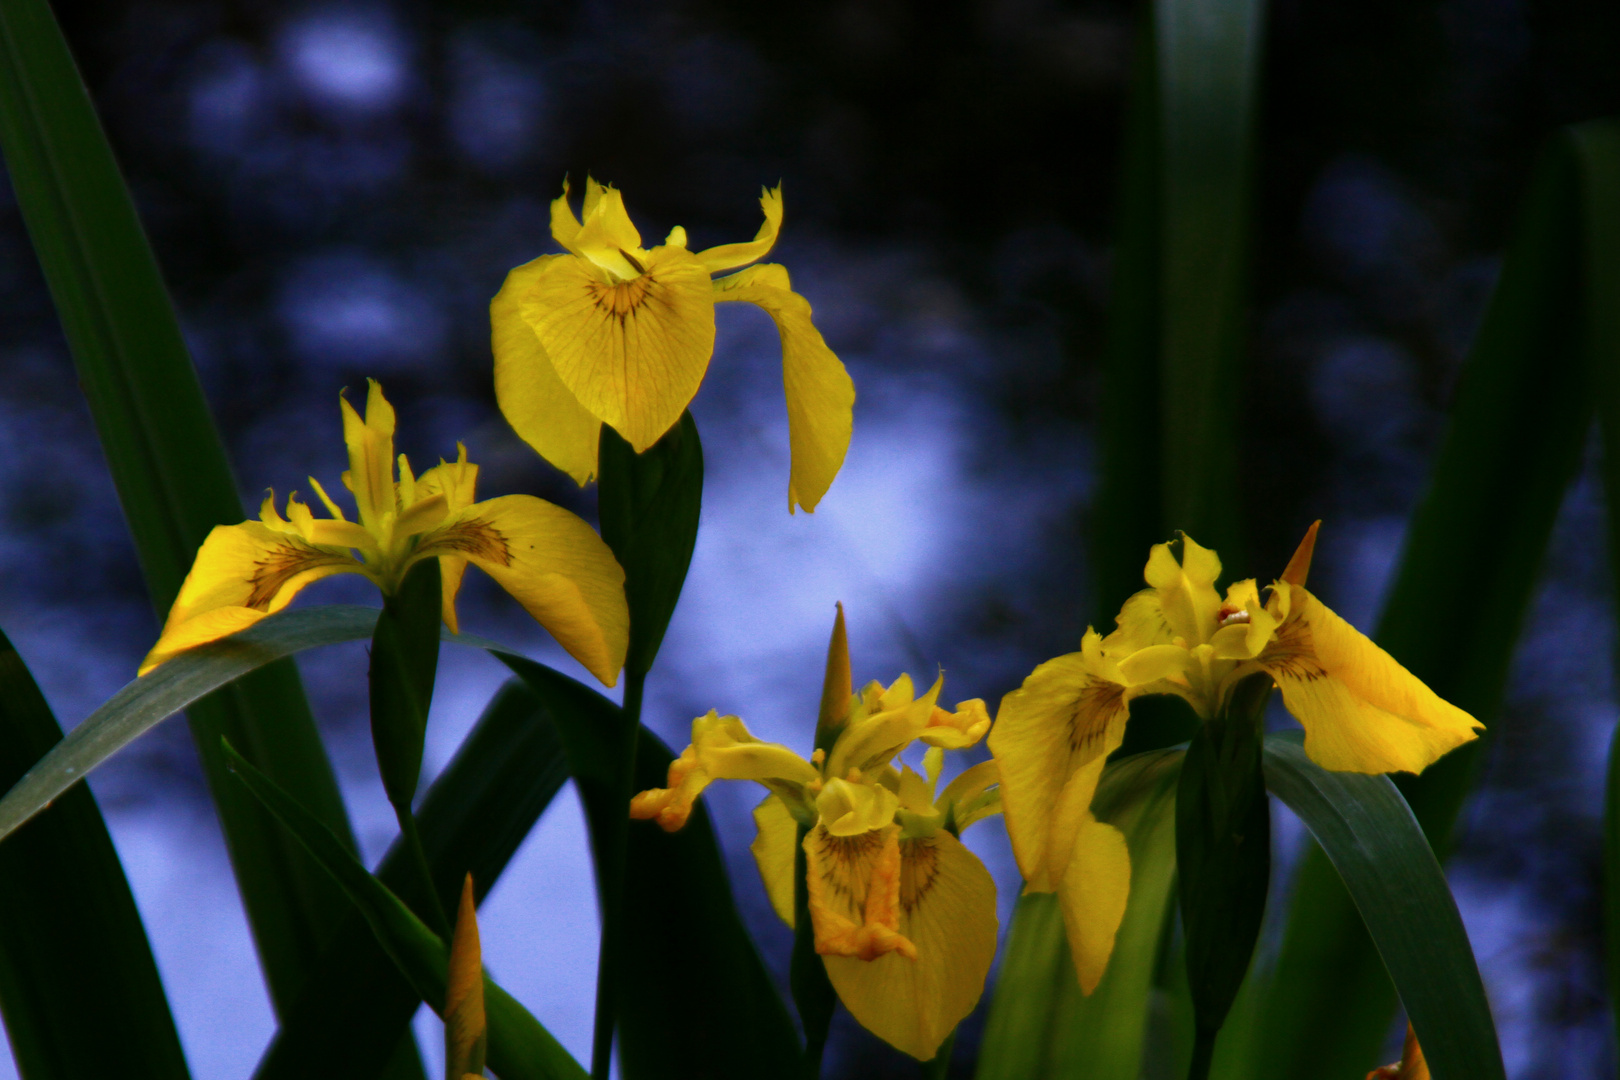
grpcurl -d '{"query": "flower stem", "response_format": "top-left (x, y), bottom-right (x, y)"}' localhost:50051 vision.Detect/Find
top-left (590, 667), bottom-right (645, 1080)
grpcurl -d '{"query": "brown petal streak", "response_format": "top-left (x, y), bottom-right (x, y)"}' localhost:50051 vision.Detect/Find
top-left (245, 542), bottom-right (352, 609)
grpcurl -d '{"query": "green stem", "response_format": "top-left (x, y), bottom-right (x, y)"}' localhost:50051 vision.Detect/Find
top-left (393, 804), bottom-right (448, 939)
top-left (791, 824), bottom-right (836, 1079)
top-left (920, 1029), bottom-right (957, 1079)
top-left (590, 668), bottom-right (646, 1080)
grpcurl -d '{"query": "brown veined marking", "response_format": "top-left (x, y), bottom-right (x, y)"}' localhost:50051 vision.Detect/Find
top-left (1067, 678), bottom-right (1126, 755)
top-left (818, 828), bottom-right (885, 907)
top-left (1260, 613), bottom-right (1328, 682)
top-left (422, 519), bottom-right (512, 567)
top-left (899, 837), bottom-right (941, 916)
top-left (245, 542), bottom-right (353, 609)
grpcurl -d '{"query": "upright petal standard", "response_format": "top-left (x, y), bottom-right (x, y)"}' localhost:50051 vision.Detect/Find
top-left (988, 523), bottom-right (1482, 993)
top-left (631, 605), bottom-right (1000, 1060)
top-left (140, 380), bottom-right (629, 686)
top-left (493, 179), bottom-right (854, 512)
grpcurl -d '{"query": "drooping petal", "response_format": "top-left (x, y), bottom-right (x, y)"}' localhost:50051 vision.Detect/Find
top-left (633, 711), bottom-right (820, 831)
top-left (520, 244), bottom-right (716, 451)
top-left (697, 186), bottom-right (783, 273)
top-left (491, 255), bottom-right (603, 485)
top-left (988, 633), bottom-right (1131, 889)
top-left (339, 380), bottom-right (397, 532)
top-left (1260, 584), bottom-right (1482, 773)
top-left (714, 263), bottom-right (854, 512)
top-left (750, 792), bottom-right (799, 926)
top-left (415, 494), bottom-right (629, 685)
top-left (1055, 809), bottom-right (1131, 994)
top-left (140, 522), bottom-right (361, 674)
top-left (804, 824), bottom-right (916, 963)
top-left (630, 742), bottom-right (710, 832)
top-left (815, 827), bottom-right (998, 1061)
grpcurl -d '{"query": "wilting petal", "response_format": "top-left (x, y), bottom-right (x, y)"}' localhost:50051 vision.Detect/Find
top-left (140, 522), bottom-right (360, 674)
top-left (520, 244), bottom-right (716, 452)
top-left (919, 698), bottom-right (991, 749)
top-left (1056, 809), bottom-right (1131, 994)
top-left (630, 742), bottom-right (710, 832)
top-left (491, 255), bottom-right (603, 486)
top-left (714, 263), bottom-right (854, 512)
top-left (815, 827), bottom-right (998, 1061)
top-left (1260, 584), bottom-right (1482, 773)
top-left (988, 633), bottom-right (1131, 888)
top-left (751, 793), bottom-right (799, 926)
top-left (417, 495), bottom-right (628, 685)
top-left (697, 186), bottom-right (783, 273)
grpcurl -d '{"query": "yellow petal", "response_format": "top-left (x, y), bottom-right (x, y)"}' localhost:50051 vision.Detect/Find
top-left (445, 874), bottom-right (487, 1080)
top-left (714, 263), bottom-right (853, 513)
top-left (937, 759), bottom-right (1002, 834)
top-left (826, 674), bottom-right (942, 781)
top-left (416, 448), bottom-right (477, 634)
top-left (697, 185), bottom-right (783, 273)
top-left (339, 380), bottom-right (397, 531)
top-left (631, 742), bottom-right (709, 832)
top-left (987, 634), bottom-right (1131, 889)
top-left (815, 827), bottom-right (998, 1060)
top-left (1116, 643), bottom-right (1193, 687)
top-left (572, 185), bottom-right (646, 276)
top-left (750, 793), bottom-right (799, 927)
top-left (491, 254), bottom-right (603, 485)
top-left (1260, 585), bottom-right (1482, 773)
top-left (817, 777), bottom-right (901, 837)
top-left (1101, 589), bottom-right (1177, 657)
top-left (549, 179), bottom-right (583, 251)
top-left (1056, 810), bottom-right (1131, 994)
top-left (140, 522), bottom-right (361, 674)
top-left (804, 824), bottom-right (916, 963)
top-left (520, 244), bottom-right (716, 451)
top-left (416, 495), bottom-right (628, 686)
top-left (1143, 533), bottom-right (1224, 646)
top-left (918, 698), bottom-right (991, 749)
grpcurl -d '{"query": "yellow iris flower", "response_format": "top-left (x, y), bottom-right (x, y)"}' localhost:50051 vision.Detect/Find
top-left (629, 607), bottom-right (999, 1060)
top-left (491, 179), bottom-right (855, 512)
top-left (987, 523), bottom-right (1482, 993)
top-left (139, 380), bottom-right (629, 686)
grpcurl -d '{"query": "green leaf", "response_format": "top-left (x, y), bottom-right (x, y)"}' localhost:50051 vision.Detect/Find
top-left (0, 0), bottom-right (367, 1027)
top-left (221, 740), bottom-right (587, 1080)
top-left (255, 677), bottom-right (571, 1080)
top-left (1261, 732), bottom-right (1504, 1080)
top-left (0, 624), bottom-right (191, 1080)
top-left (1175, 677), bottom-right (1270, 1079)
top-left (597, 412), bottom-right (704, 676)
top-left (497, 654), bottom-right (802, 1079)
top-left (0, 605), bottom-right (510, 851)
top-left (1248, 125), bottom-right (1609, 1079)
top-left (976, 748), bottom-right (1182, 1080)
top-left (1568, 119), bottom-right (1620, 1052)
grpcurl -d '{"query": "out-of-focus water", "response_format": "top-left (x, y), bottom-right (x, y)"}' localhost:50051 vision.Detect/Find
top-left (0, 0), bottom-right (1615, 1076)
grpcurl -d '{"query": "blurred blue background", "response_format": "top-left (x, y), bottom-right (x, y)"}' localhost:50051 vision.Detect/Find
top-left (0, 0), bottom-right (1618, 1076)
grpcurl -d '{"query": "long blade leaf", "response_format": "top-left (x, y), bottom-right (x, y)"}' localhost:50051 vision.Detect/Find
top-left (221, 740), bottom-right (587, 1080)
top-left (1249, 127), bottom-right (1602, 1079)
top-left (0, 606), bottom-right (509, 849)
top-left (0, 0), bottom-right (366, 1023)
top-left (255, 678), bottom-right (571, 1079)
top-left (1261, 732), bottom-right (1504, 1080)
top-left (497, 654), bottom-right (802, 1079)
top-left (976, 749), bottom-right (1181, 1079)
top-left (0, 625), bottom-right (191, 1080)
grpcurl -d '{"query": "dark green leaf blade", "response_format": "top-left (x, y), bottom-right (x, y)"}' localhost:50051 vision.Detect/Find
top-left (221, 739), bottom-right (587, 1080)
top-left (0, 606), bottom-right (513, 852)
top-left (0, 625), bottom-right (191, 1080)
top-left (0, 0), bottom-right (368, 1027)
top-left (976, 748), bottom-right (1182, 1080)
top-left (255, 677), bottom-right (572, 1080)
top-left (1251, 128), bottom-right (1600, 1079)
top-left (1262, 732), bottom-right (1504, 1080)
top-left (597, 412), bottom-right (704, 676)
top-left (497, 653), bottom-right (801, 1079)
